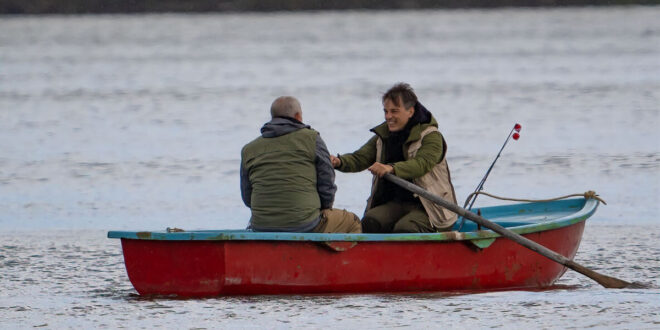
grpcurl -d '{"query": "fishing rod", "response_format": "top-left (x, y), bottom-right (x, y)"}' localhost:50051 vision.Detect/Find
top-left (457, 123), bottom-right (521, 229)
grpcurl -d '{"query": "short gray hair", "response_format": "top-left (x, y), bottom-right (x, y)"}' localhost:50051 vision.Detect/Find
top-left (270, 96), bottom-right (302, 118)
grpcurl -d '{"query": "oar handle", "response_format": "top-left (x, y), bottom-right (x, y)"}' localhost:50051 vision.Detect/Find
top-left (383, 173), bottom-right (634, 289)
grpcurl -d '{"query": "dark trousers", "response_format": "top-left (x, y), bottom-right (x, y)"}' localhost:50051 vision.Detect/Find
top-left (362, 201), bottom-right (434, 233)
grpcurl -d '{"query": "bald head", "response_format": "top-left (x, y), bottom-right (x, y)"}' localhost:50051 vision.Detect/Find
top-left (270, 96), bottom-right (302, 119)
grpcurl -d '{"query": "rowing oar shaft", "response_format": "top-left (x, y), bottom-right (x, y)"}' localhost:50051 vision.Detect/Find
top-left (384, 173), bottom-right (635, 289)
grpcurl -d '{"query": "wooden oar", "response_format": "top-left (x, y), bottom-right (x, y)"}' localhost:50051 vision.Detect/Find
top-left (384, 173), bottom-right (638, 289)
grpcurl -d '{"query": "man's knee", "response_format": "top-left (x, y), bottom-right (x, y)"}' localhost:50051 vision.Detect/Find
top-left (361, 215), bottom-right (382, 233)
top-left (318, 209), bottom-right (362, 233)
top-left (362, 203), bottom-right (400, 233)
top-left (392, 220), bottom-right (423, 233)
top-left (392, 212), bottom-right (433, 233)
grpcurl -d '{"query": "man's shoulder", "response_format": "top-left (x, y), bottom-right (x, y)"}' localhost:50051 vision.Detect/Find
top-left (370, 122), bottom-right (389, 138)
top-left (299, 127), bottom-right (319, 136)
top-left (241, 136), bottom-right (265, 154)
top-left (292, 127), bottom-right (320, 144)
top-left (420, 125), bottom-right (440, 136)
top-left (242, 128), bottom-right (318, 153)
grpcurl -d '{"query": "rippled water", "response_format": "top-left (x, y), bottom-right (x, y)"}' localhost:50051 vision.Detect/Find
top-left (1, 6), bottom-right (659, 328)
top-left (1, 227), bottom-right (658, 328)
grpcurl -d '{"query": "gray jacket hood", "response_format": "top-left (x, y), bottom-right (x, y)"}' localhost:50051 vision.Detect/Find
top-left (261, 116), bottom-right (310, 138)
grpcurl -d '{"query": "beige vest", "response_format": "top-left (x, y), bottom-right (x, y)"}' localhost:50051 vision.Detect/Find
top-left (367, 127), bottom-right (458, 230)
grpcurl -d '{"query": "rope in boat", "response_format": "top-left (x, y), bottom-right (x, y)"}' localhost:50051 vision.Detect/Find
top-left (463, 190), bottom-right (607, 206)
top-left (456, 190), bottom-right (606, 231)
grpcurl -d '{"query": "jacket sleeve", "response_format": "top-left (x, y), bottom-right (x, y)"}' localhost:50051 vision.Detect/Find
top-left (337, 135), bottom-right (379, 173)
top-left (240, 157), bottom-right (252, 208)
top-left (392, 131), bottom-right (444, 180)
top-left (315, 134), bottom-right (337, 209)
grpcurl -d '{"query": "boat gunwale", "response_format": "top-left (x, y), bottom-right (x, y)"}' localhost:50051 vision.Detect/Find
top-left (107, 198), bottom-right (598, 242)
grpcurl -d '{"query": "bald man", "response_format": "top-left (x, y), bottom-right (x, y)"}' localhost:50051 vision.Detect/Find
top-left (240, 96), bottom-right (361, 233)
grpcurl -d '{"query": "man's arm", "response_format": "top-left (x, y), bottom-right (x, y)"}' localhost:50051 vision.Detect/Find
top-left (240, 160), bottom-right (252, 207)
top-left (315, 134), bottom-right (337, 209)
top-left (337, 135), bottom-right (379, 173)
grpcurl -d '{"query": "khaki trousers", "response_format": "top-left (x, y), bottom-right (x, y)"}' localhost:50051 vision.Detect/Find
top-left (312, 208), bottom-right (362, 234)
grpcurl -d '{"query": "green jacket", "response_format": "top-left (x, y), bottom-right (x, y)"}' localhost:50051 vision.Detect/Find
top-left (338, 116), bottom-right (446, 209)
top-left (241, 117), bottom-right (336, 232)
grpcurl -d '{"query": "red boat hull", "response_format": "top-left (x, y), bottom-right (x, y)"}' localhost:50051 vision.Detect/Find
top-left (119, 221), bottom-right (585, 296)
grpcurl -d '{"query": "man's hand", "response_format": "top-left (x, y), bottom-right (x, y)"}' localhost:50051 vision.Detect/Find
top-left (368, 162), bottom-right (394, 178)
top-left (329, 155), bottom-right (341, 168)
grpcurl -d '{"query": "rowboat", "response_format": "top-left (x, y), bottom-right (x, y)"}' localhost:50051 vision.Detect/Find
top-left (108, 198), bottom-right (598, 297)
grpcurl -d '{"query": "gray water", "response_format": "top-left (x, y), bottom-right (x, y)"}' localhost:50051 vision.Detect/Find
top-left (1, 6), bottom-right (659, 328)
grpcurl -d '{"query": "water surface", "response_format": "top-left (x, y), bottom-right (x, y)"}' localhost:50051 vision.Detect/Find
top-left (1, 6), bottom-right (659, 328)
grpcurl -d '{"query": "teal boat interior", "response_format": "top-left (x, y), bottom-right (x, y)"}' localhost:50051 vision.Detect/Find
top-left (107, 198), bottom-right (599, 242)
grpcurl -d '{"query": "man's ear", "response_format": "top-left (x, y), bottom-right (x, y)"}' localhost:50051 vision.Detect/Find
top-left (294, 112), bottom-right (303, 122)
